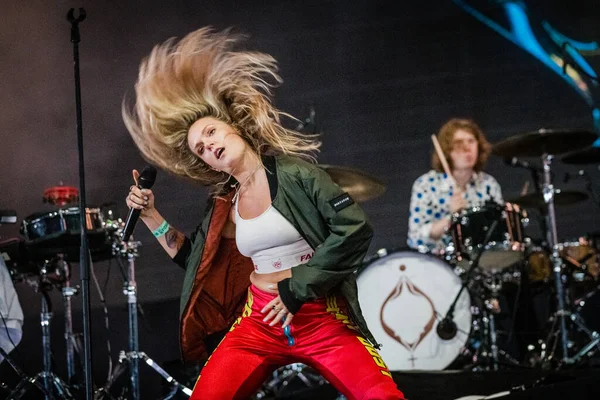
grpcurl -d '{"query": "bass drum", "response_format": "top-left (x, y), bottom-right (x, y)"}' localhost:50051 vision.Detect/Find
top-left (357, 250), bottom-right (471, 371)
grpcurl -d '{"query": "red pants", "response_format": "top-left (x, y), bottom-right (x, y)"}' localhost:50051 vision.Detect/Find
top-left (191, 285), bottom-right (404, 400)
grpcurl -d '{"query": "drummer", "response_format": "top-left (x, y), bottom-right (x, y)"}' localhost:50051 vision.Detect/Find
top-left (408, 118), bottom-right (504, 253)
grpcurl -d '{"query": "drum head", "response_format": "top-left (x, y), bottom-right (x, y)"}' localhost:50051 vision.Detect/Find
top-left (357, 250), bottom-right (471, 371)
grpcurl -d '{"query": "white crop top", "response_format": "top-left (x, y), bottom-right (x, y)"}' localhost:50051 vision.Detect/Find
top-left (234, 200), bottom-right (314, 274)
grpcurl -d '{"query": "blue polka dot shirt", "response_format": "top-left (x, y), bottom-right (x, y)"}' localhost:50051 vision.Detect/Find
top-left (407, 170), bottom-right (503, 252)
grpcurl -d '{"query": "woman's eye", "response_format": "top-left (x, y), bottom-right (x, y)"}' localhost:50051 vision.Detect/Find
top-left (208, 128), bottom-right (215, 136)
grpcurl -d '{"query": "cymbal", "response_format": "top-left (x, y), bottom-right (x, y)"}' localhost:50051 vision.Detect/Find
top-left (492, 129), bottom-right (598, 158)
top-left (562, 146), bottom-right (600, 164)
top-left (507, 190), bottom-right (588, 208)
top-left (320, 165), bottom-right (386, 202)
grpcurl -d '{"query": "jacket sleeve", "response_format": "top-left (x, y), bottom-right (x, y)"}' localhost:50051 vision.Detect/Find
top-left (171, 199), bottom-right (212, 269)
top-left (172, 237), bottom-right (192, 269)
top-left (283, 165), bottom-right (374, 303)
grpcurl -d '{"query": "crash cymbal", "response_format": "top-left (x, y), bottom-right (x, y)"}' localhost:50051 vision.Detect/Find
top-left (507, 190), bottom-right (588, 208)
top-left (562, 146), bottom-right (600, 164)
top-left (492, 129), bottom-right (598, 158)
top-left (320, 165), bottom-right (386, 202)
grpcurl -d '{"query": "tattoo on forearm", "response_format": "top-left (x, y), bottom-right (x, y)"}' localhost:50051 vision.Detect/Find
top-left (165, 228), bottom-right (184, 250)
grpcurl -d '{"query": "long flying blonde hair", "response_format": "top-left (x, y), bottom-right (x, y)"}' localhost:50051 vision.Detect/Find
top-left (122, 27), bottom-right (321, 185)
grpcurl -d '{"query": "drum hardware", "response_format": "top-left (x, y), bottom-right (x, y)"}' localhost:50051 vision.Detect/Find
top-left (542, 153), bottom-right (599, 366)
top-left (438, 221), bottom-right (498, 342)
top-left (464, 274), bottom-right (523, 372)
top-left (319, 164), bottom-right (386, 203)
top-left (21, 206), bottom-right (114, 263)
top-left (96, 235), bottom-right (192, 400)
top-left (0, 347), bottom-right (51, 399)
top-left (255, 363), bottom-right (328, 399)
top-left (5, 261), bottom-right (76, 400)
top-left (56, 255), bottom-right (79, 386)
top-left (493, 129), bottom-right (599, 367)
top-left (449, 202), bottom-right (528, 273)
top-left (0, 218), bottom-right (48, 398)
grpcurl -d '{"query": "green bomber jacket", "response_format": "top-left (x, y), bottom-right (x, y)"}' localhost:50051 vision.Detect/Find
top-left (173, 154), bottom-right (378, 360)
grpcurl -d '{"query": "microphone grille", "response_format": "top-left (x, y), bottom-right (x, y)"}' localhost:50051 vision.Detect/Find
top-left (138, 165), bottom-right (157, 189)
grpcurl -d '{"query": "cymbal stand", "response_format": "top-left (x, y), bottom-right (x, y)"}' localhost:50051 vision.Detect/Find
top-left (7, 267), bottom-right (75, 400)
top-left (55, 255), bottom-right (79, 386)
top-left (96, 238), bottom-right (192, 399)
top-left (540, 154), bottom-right (600, 366)
top-left (0, 347), bottom-right (50, 399)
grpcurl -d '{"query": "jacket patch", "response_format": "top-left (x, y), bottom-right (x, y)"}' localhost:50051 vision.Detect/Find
top-left (329, 193), bottom-right (355, 212)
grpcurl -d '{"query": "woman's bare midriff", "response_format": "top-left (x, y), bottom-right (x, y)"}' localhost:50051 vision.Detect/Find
top-left (249, 270), bottom-right (292, 294)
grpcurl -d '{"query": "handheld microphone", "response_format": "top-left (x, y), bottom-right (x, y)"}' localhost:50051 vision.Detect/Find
top-left (122, 166), bottom-right (157, 242)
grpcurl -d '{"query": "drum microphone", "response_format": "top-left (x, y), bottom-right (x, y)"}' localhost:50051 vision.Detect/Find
top-left (122, 166), bottom-right (157, 242)
top-left (436, 316), bottom-right (458, 340)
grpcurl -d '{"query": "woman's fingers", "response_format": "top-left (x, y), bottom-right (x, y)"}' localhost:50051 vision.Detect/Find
top-left (268, 309), bottom-right (286, 326)
top-left (132, 169), bottom-right (140, 186)
top-left (281, 313), bottom-right (294, 329)
top-left (261, 296), bottom-right (289, 326)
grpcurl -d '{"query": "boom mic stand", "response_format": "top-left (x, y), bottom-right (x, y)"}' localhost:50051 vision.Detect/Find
top-left (66, 8), bottom-right (94, 399)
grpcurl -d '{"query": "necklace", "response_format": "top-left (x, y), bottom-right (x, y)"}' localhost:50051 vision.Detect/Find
top-left (231, 162), bottom-right (263, 204)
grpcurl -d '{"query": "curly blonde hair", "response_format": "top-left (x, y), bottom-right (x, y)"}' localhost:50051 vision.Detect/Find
top-left (122, 27), bottom-right (321, 185)
top-left (431, 118), bottom-right (491, 172)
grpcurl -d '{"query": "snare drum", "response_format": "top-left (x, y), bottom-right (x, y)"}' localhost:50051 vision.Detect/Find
top-left (21, 207), bottom-right (113, 262)
top-left (21, 207), bottom-right (105, 242)
top-left (357, 250), bottom-right (471, 370)
top-left (449, 202), bottom-right (527, 273)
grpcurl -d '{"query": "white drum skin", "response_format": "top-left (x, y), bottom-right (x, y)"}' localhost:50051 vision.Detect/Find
top-left (357, 250), bottom-right (471, 371)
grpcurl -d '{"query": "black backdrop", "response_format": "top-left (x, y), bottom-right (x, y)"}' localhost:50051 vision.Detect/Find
top-left (1, 0), bottom-right (599, 397)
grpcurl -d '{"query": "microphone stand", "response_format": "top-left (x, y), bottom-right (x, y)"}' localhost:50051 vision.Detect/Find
top-left (66, 8), bottom-right (94, 399)
top-left (438, 220), bottom-right (499, 339)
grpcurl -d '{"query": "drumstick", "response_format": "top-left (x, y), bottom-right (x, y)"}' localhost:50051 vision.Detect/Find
top-left (431, 134), bottom-right (457, 188)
